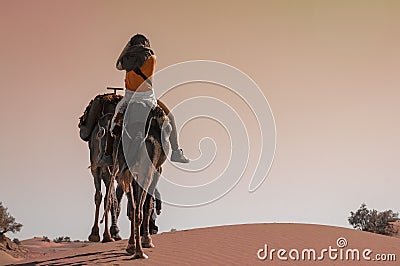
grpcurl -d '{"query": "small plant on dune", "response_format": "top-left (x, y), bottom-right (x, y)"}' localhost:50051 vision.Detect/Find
top-left (13, 238), bottom-right (21, 245)
top-left (42, 236), bottom-right (50, 242)
top-left (54, 236), bottom-right (71, 243)
top-left (348, 203), bottom-right (399, 236)
top-left (0, 202), bottom-right (23, 237)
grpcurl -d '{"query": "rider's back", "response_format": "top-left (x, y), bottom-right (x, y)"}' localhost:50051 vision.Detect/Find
top-left (125, 55), bottom-right (156, 92)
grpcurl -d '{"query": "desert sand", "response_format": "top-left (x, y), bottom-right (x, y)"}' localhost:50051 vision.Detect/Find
top-left (1, 223), bottom-right (399, 265)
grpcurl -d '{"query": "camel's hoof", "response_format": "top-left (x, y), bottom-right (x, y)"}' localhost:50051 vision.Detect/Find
top-left (132, 252), bottom-right (148, 259)
top-left (113, 234), bottom-right (122, 241)
top-left (88, 233), bottom-right (100, 242)
top-left (110, 226), bottom-right (122, 241)
top-left (126, 244), bottom-right (135, 254)
top-left (102, 235), bottom-right (115, 243)
top-left (89, 226), bottom-right (100, 242)
top-left (142, 236), bottom-right (155, 248)
top-left (142, 242), bottom-right (155, 248)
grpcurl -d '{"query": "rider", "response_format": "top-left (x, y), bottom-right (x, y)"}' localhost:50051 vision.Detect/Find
top-left (103, 34), bottom-right (189, 164)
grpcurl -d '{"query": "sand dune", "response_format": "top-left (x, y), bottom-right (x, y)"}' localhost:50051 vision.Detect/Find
top-left (3, 223), bottom-right (400, 265)
top-left (0, 251), bottom-right (19, 265)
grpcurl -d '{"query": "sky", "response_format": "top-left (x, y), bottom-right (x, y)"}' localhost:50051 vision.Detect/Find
top-left (0, 0), bottom-right (399, 240)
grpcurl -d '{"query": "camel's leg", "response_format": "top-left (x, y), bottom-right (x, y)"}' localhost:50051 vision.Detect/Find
top-left (111, 136), bottom-right (124, 241)
top-left (127, 214), bottom-right (136, 254)
top-left (88, 172), bottom-right (102, 242)
top-left (132, 183), bottom-right (147, 259)
top-left (141, 195), bottom-right (154, 248)
top-left (132, 169), bottom-right (156, 259)
top-left (102, 175), bottom-right (114, 243)
top-left (141, 171), bottom-right (158, 247)
top-left (116, 183), bottom-right (124, 218)
top-left (110, 184), bottom-right (123, 241)
top-left (142, 170), bottom-right (161, 247)
top-left (126, 186), bottom-right (136, 254)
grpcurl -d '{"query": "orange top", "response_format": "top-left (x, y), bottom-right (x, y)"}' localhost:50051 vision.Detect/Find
top-left (125, 55), bottom-right (156, 92)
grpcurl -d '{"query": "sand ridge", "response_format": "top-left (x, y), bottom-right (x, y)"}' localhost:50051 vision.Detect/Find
top-left (3, 223), bottom-right (400, 265)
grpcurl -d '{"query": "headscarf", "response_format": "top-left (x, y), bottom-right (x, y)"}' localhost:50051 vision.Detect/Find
top-left (121, 44), bottom-right (154, 72)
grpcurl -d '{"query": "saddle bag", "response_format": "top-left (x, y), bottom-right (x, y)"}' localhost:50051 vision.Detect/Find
top-left (79, 97), bottom-right (103, 141)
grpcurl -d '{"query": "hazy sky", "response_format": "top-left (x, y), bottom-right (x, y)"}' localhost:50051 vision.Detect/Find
top-left (0, 0), bottom-right (399, 240)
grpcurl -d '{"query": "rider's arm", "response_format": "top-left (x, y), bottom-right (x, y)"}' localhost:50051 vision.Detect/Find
top-left (116, 41), bottom-right (131, 70)
top-left (145, 55), bottom-right (157, 82)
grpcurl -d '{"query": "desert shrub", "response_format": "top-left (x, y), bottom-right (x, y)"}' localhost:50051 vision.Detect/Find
top-left (348, 203), bottom-right (399, 236)
top-left (54, 236), bottom-right (71, 243)
top-left (13, 238), bottom-right (21, 245)
top-left (0, 202), bottom-right (22, 235)
top-left (42, 236), bottom-right (50, 242)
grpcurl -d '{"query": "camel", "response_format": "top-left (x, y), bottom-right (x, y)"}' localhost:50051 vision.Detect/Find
top-left (79, 93), bottom-right (165, 250)
top-left (79, 94), bottom-right (123, 242)
top-left (113, 102), bottom-right (168, 259)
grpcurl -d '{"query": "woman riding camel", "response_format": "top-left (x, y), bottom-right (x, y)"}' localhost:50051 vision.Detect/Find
top-left (103, 33), bottom-right (189, 164)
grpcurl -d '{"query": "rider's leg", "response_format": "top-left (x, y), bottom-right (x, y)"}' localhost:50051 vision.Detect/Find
top-left (157, 100), bottom-right (189, 163)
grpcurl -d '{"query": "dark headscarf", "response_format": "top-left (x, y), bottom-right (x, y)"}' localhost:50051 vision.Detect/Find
top-left (121, 44), bottom-right (154, 72)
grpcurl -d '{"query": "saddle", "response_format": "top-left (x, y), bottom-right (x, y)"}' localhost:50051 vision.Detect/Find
top-left (80, 93), bottom-right (169, 171)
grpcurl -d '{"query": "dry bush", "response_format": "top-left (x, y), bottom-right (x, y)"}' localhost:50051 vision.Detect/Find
top-left (348, 203), bottom-right (399, 236)
top-left (0, 202), bottom-right (22, 236)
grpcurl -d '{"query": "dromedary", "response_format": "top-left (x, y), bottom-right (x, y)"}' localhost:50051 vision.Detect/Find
top-left (79, 93), bottom-right (123, 242)
top-left (79, 93), bottom-right (165, 250)
top-left (113, 102), bottom-right (168, 259)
